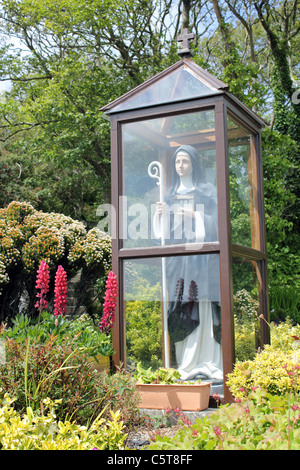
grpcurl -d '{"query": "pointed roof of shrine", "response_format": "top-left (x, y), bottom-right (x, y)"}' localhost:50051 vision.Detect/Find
top-left (100, 58), bottom-right (229, 115)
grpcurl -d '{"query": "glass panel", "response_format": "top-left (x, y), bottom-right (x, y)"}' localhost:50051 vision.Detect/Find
top-left (228, 115), bottom-right (260, 249)
top-left (111, 64), bottom-right (217, 112)
top-left (233, 257), bottom-right (262, 362)
top-left (124, 254), bottom-right (223, 385)
top-left (122, 110), bottom-right (218, 248)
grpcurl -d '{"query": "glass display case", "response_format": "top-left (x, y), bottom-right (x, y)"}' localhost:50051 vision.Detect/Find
top-left (101, 57), bottom-right (269, 402)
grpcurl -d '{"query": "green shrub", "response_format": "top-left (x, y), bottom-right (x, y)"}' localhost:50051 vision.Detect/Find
top-left (233, 289), bottom-right (260, 362)
top-left (227, 320), bottom-right (300, 399)
top-left (0, 201), bottom-right (111, 322)
top-left (268, 319), bottom-right (300, 352)
top-left (98, 367), bottom-right (142, 430)
top-left (0, 337), bottom-right (140, 428)
top-left (227, 347), bottom-right (300, 399)
top-left (147, 388), bottom-right (300, 450)
top-left (269, 285), bottom-right (300, 323)
top-left (1, 311), bottom-right (114, 358)
top-left (0, 395), bottom-right (126, 450)
top-left (0, 337), bottom-right (103, 423)
top-left (148, 321), bottom-right (300, 451)
top-left (126, 280), bottom-right (162, 370)
top-left (234, 320), bottom-right (258, 362)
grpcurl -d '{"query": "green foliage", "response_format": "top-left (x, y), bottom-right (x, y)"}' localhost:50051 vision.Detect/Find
top-left (0, 0), bottom-right (166, 223)
top-left (1, 311), bottom-right (114, 357)
top-left (0, 0), bottom-right (298, 299)
top-left (0, 395), bottom-right (126, 450)
top-left (227, 348), bottom-right (300, 399)
top-left (0, 336), bottom-right (102, 423)
top-left (233, 289), bottom-right (260, 362)
top-left (126, 279), bottom-right (162, 369)
top-left (266, 319), bottom-right (300, 353)
top-left (227, 320), bottom-right (300, 399)
top-left (0, 336), bottom-right (140, 427)
top-left (234, 321), bottom-right (258, 363)
top-left (99, 366), bottom-right (142, 430)
top-left (147, 319), bottom-right (300, 451)
top-left (262, 128), bottom-right (300, 296)
top-left (269, 285), bottom-right (300, 324)
top-left (147, 388), bottom-right (300, 450)
top-left (234, 289), bottom-right (259, 323)
top-left (0, 201), bottom-right (111, 321)
top-left (134, 362), bottom-right (181, 384)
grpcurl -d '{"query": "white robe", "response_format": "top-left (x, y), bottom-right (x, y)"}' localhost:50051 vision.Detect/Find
top-left (175, 298), bottom-right (223, 381)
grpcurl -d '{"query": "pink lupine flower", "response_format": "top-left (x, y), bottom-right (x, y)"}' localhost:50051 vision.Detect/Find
top-left (54, 265), bottom-right (68, 316)
top-left (100, 271), bottom-right (118, 334)
top-left (35, 260), bottom-right (50, 314)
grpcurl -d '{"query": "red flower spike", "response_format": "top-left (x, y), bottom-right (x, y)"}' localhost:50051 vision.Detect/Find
top-left (35, 260), bottom-right (50, 314)
top-left (100, 271), bottom-right (118, 334)
top-left (54, 265), bottom-right (68, 317)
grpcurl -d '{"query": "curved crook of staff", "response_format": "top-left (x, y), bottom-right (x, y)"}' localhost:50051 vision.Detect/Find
top-left (148, 161), bottom-right (170, 368)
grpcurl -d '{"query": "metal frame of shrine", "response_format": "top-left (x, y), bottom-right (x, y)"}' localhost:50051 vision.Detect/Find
top-left (100, 30), bottom-right (269, 403)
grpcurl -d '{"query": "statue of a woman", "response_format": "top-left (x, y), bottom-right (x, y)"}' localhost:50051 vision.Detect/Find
top-left (153, 145), bottom-right (223, 381)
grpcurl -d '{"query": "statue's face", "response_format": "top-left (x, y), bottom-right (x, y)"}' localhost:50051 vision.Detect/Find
top-left (175, 151), bottom-right (192, 178)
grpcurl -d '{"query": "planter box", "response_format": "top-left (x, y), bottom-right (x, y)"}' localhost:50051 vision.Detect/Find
top-left (136, 382), bottom-right (211, 411)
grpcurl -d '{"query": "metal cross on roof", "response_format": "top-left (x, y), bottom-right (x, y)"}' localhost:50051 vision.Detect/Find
top-left (177, 28), bottom-right (195, 58)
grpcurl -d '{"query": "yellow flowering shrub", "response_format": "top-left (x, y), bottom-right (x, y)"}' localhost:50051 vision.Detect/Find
top-left (0, 201), bottom-right (111, 320)
top-left (0, 255), bottom-right (9, 287)
top-left (22, 227), bottom-right (65, 272)
top-left (22, 211), bottom-right (87, 249)
top-left (227, 320), bottom-right (300, 399)
top-left (69, 227), bottom-right (111, 271)
top-left (0, 395), bottom-right (126, 450)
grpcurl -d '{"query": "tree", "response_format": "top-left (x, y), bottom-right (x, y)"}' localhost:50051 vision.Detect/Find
top-left (0, 0), bottom-right (181, 223)
top-left (0, 0), bottom-right (298, 299)
top-left (253, 0), bottom-right (300, 135)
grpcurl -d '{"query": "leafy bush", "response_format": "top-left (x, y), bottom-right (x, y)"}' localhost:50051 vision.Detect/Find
top-left (98, 367), bottom-right (142, 430)
top-left (0, 201), bottom-right (111, 321)
top-left (126, 279), bottom-right (162, 370)
top-left (1, 311), bottom-right (114, 358)
top-left (0, 395), bottom-right (126, 450)
top-left (233, 289), bottom-right (260, 362)
top-left (227, 348), bottom-right (300, 399)
top-left (234, 320), bottom-right (258, 362)
top-left (0, 337), bottom-right (139, 427)
top-left (147, 388), bottom-right (300, 450)
top-left (267, 319), bottom-right (300, 352)
top-left (233, 289), bottom-right (259, 321)
top-left (227, 320), bottom-right (300, 399)
top-left (0, 337), bottom-right (102, 423)
top-left (147, 321), bottom-right (300, 451)
top-left (269, 285), bottom-right (300, 324)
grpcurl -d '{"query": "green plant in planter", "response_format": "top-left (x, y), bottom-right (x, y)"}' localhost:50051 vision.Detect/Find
top-left (134, 362), bottom-right (181, 384)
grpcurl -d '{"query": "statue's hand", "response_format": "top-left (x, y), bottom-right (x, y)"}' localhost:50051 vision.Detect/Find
top-left (156, 202), bottom-right (167, 214)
